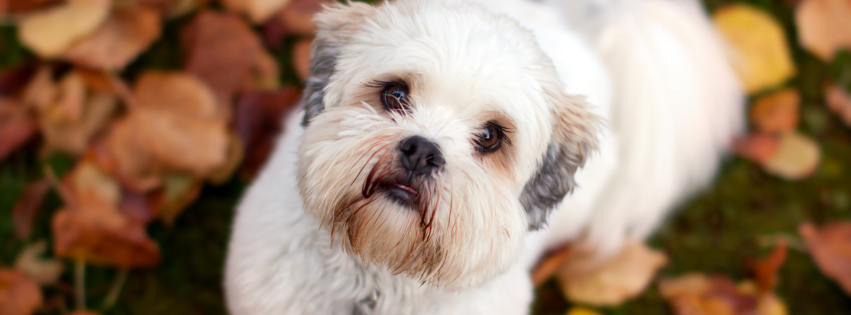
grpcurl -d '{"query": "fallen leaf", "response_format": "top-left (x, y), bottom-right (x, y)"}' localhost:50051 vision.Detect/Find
top-left (556, 241), bottom-right (667, 306)
top-left (17, 0), bottom-right (112, 58)
top-left (208, 131), bottom-right (244, 184)
top-left (102, 72), bottom-right (230, 187)
top-left (757, 293), bottom-right (788, 315)
top-left (245, 50), bottom-right (281, 91)
top-left (1, 0), bottom-right (62, 14)
top-left (65, 158), bottom-right (122, 206)
top-left (713, 4), bottom-right (796, 93)
top-left (52, 190), bottom-right (161, 268)
top-left (750, 243), bottom-right (787, 293)
top-left (826, 84), bottom-right (851, 126)
top-left (11, 181), bottom-right (50, 240)
top-left (182, 10), bottom-right (265, 103)
top-left (733, 133), bottom-right (780, 164)
top-left (67, 310), bottom-right (101, 315)
top-left (293, 37), bottom-right (312, 81)
top-left (762, 131), bottom-right (820, 180)
top-left (0, 269), bottom-right (43, 315)
top-left (0, 63), bottom-right (38, 98)
top-left (14, 241), bottom-right (65, 286)
top-left (0, 99), bottom-right (37, 162)
top-left (750, 89), bottom-right (799, 133)
top-left (659, 274), bottom-right (761, 315)
top-left (20, 66), bottom-right (57, 111)
top-left (795, 0), bottom-right (851, 61)
top-left (275, 0), bottom-right (330, 35)
top-left (532, 243), bottom-right (572, 286)
top-left (799, 221), bottom-right (851, 296)
top-left (154, 173), bottom-right (203, 225)
top-left (233, 88), bottom-right (301, 177)
top-left (219, 0), bottom-right (291, 23)
top-left (565, 307), bottom-right (602, 315)
top-left (64, 5), bottom-right (162, 70)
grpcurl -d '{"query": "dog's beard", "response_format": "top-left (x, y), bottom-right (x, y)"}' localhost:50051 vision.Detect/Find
top-left (297, 105), bottom-right (526, 290)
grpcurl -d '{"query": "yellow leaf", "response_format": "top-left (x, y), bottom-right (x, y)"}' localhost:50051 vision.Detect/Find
top-left (17, 0), bottom-right (111, 58)
top-left (713, 5), bottom-right (795, 93)
top-left (795, 0), bottom-right (851, 61)
top-left (763, 131), bottom-right (820, 180)
top-left (565, 307), bottom-right (602, 315)
top-left (219, 0), bottom-right (292, 23)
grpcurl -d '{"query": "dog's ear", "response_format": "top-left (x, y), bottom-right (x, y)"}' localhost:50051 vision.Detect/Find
top-left (520, 92), bottom-right (599, 230)
top-left (302, 2), bottom-right (376, 126)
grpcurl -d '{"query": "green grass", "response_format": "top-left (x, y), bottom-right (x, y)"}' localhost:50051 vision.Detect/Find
top-left (2, 1), bottom-right (851, 314)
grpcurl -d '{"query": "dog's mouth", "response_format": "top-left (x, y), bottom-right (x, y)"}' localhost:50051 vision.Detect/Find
top-left (379, 181), bottom-right (419, 206)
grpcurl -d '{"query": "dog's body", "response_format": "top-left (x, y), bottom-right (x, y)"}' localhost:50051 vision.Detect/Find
top-left (225, 0), bottom-right (743, 314)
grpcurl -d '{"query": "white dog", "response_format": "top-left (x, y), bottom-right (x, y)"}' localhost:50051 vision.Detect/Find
top-left (225, 0), bottom-right (743, 314)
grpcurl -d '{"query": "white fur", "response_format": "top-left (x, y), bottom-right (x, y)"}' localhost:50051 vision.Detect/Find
top-left (225, 0), bottom-right (743, 314)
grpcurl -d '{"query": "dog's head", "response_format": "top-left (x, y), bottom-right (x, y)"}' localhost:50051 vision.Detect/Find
top-left (297, 0), bottom-right (599, 290)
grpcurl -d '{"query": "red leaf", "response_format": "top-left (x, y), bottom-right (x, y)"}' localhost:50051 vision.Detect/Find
top-left (0, 270), bottom-right (43, 315)
top-left (11, 181), bottom-right (50, 240)
top-left (234, 88), bottom-right (301, 177)
top-left (799, 221), bottom-right (851, 296)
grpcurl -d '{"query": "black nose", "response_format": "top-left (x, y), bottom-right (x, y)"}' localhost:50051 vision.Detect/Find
top-left (398, 136), bottom-right (445, 175)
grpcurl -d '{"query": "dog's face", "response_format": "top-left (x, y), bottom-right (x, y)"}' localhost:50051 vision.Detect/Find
top-left (297, 0), bottom-right (599, 290)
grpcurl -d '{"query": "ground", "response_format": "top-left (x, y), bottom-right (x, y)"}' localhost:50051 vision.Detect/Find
top-left (1, 0), bottom-right (850, 314)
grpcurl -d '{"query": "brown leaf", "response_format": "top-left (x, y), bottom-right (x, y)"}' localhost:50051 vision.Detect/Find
top-left (0, 269), bottom-right (43, 315)
top-left (0, 99), bottom-right (37, 162)
top-left (750, 243), bottom-right (787, 293)
top-left (14, 241), bottom-right (65, 286)
top-left (182, 10), bottom-right (265, 103)
top-left (102, 72), bottom-right (230, 187)
top-left (826, 84), bottom-right (851, 126)
top-left (1, 0), bottom-right (61, 14)
top-left (11, 181), bottom-right (50, 240)
top-left (733, 133), bottom-right (780, 164)
top-left (0, 63), bottom-right (38, 98)
top-left (556, 242), bottom-right (667, 306)
top-left (713, 5), bottom-right (796, 93)
top-left (17, 0), bottom-right (112, 58)
top-left (795, 0), bottom-right (851, 61)
top-left (750, 89), bottom-right (799, 133)
top-left (275, 0), bottom-right (331, 36)
top-left (233, 88), bottom-right (301, 177)
top-left (65, 158), bottom-right (122, 206)
top-left (244, 50), bottom-right (281, 91)
top-left (799, 221), bottom-right (851, 296)
top-left (293, 37), bottom-right (312, 81)
top-left (52, 190), bottom-right (161, 268)
top-left (531, 243), bottom-right (572, 286)
top-left (219, 0), bottom-right (292, 23)
top-left (659, 274), bottom-right (760, 315)
top-left (64, 5), bottom-right (162, 70)
top-left (153, 174), bottom-right (203, 225)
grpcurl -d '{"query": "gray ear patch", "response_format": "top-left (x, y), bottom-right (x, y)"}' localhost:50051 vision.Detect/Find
top-left (519, 141), bottom-right (582, 230)
top-left (301, 37), bottom-right (339, 127)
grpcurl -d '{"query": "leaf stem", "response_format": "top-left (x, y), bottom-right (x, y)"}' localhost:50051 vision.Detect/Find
top-left (101, 269), bottom-right (129, 311)
top-left (75, 258), bottom-right (86, 311)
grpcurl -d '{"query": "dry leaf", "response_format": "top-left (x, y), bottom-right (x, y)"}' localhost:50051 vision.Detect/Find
top-left (532, 243), bottom-right (572, 286)
top-left (293, 37), bottom-right (312, 81)
top-left (11, 181), bottom-right (50, 240)
top-left (64, 5), bottom-right (162, 70)
top-left (750, 89), bottom-right (799, 133)
top-left (826, 84), bottom-right (851, 126)
top-left (660, 274), bottom-right (761, 315)
top-left (245, 50), bottom-right (281, 91)
top-left (65, 159), bottom-right (122, 206)
top-left (233, 88), bottom-right (301, 177)
top-left (14, 241), bottom-right (65, 286)
top-left (17, 0), bottom-right (112, 58)
top-left (182, 10), bottom-right (264, 103)
top-left (275, 0), bottom-right (330, 35)
top-left (799, 221), bottom-right (851, 296)
top-left (53, 190), bottom-right (161, 268)
top-left (750, 243), bottom-right (787, 293)
top-left (219, 0), bottom-right (291, 23)
top-left (713, 5), bottom-right (796, 93)
top-left (1, 0), bottom-right (62, 14)
top-left (155, 173), bottom-right (203, 225)
top-left (556, 242), bottom-right (667, 306)
top-left (0, 99), bottom-right (37, 162)
top-left (103, 72), bottom-right (230, 187)
top-left (762, 131), bottom-right (820, 180)
top-left (757, 293), bottom-right (788, 315)
top-left (733, 133), bottom-right (780, 164)
top-left (67, 310), bottom-right (101, 315)
top-left (795, 0), bottom-right (851, 61)
top-left (0, 269), bottom-right (43, 315)
top-left (565, 307), bottom-right (602, 315)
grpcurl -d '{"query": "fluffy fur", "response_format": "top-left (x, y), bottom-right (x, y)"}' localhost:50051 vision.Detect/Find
top-left (225, 0), bottom-right (743, 314)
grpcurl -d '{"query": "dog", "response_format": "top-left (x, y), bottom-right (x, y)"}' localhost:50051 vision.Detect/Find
top-left (224, 0), bottom-right (743, 314)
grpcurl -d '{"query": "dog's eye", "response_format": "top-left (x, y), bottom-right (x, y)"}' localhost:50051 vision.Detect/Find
top-left (475, 122), bottom-right (503, 153)
top-left (381, 82), bottom-right (410, 112)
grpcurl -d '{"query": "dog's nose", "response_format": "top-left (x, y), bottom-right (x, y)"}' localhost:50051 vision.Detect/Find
top-left (399, 136), bottom-right (445, 175)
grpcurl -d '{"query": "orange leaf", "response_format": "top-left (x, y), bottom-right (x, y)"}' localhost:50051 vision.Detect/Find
top-left (733, 133), bottom-right (780, 164)
top-left (17, 0), bottom-right (112, 58)
top-left (293, 37), bottom-right (313, 81)
top-left (750, 243), bottom-right (788, 293)
top-left (64, 5), bottom-right (162, 70)
top-left (531, 243), bottom-right (572, 286)
top-left (0, 269), bottom-right (43, 315)
top-left (795, 0), bottom-right (851, 61)
top-left (219, 0), bottom-right (292, 23)
top-left (750, 89), bottom-right (799, 133)
top-left (0, 99), bottom-right (37, 162)
top-left (275, 0), bottom-right (331, 36)
top-left (799, 221), bottom-right (851, 296)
